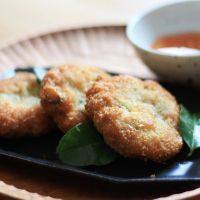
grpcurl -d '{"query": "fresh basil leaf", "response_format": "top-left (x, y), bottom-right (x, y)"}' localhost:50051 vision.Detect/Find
top-left (33, 67), bottom-right (47, 83)
top-left (179, 105), bottom-right (200, 156)
top-left (57, 122), bottom-right (118, 166)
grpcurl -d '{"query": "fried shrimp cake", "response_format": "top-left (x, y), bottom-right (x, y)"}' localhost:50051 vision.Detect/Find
top-left (40, 65), bottom-right (109, 132)
top-left (86, 76), bottom-right (183, 162)
top-left (0, 72), bottom-right (54, 138)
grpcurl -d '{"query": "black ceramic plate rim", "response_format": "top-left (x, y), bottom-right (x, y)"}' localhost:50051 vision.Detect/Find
top-left (1, 148), bottom-right (200, 184)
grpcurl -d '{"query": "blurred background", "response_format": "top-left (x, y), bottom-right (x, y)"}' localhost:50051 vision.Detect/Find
top-left (0, 0), bottom-right (162, 47)
top-left (0, 0), bottom-right (164, 78)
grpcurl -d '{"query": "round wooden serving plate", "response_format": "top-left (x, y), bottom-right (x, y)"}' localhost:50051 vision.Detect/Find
top-left (0, 26), bottom-right (199, 200)
top-left (0, 26), bottom-right (156, 80)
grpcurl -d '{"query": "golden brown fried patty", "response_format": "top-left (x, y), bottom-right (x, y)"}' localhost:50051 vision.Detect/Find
top-left (86, 76), bottom-right (183, 162)
top-left (0, 72), bottom-right (54, 138)
top-left (40, 64), bottom-right (109, 132)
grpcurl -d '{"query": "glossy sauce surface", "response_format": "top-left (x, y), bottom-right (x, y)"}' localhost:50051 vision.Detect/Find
top-left (152, 33), bottom-right (200, 50)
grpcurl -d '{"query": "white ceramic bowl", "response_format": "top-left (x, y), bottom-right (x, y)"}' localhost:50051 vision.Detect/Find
top-left (126, 0), bottom-right (200, 87)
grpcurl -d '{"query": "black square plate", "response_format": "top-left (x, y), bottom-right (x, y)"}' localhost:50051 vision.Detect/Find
top-left (0, 67), bottom-right (200, 184)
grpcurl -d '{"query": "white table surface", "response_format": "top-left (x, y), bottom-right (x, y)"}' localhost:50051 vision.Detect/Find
top-left (0, 0), bottom-right (163, 47)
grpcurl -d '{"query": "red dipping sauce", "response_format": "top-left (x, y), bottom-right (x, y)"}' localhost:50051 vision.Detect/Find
top-left (152, 32), bottom-right (200, 50)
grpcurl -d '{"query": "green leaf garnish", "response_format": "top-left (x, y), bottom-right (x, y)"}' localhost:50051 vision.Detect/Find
top-left (57, 121), bottom-right (118, 166)
top-left (179, 105), bottom-right (200, 156)
top-left (33, 67), bottom-right (47, 83)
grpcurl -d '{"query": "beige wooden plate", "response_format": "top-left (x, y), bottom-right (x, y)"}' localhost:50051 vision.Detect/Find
top-left (0, 26), bottom-right (156, 79)
top-left (0, 26), bottom-right (199, 200)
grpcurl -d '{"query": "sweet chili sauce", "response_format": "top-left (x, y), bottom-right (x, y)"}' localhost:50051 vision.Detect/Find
top-left (152, 32), bottom-right (200, 50)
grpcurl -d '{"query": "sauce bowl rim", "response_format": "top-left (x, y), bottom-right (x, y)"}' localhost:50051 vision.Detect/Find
top-left (126, 0), bottom-right (200, 58)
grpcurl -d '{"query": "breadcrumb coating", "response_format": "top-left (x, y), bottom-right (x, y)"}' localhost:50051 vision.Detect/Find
top-left (40, 64), bottom-right (109, 132)
top-left (0, 72), bottom-right (54, 138)
top-left (86, 76), bottom-right (183, 162)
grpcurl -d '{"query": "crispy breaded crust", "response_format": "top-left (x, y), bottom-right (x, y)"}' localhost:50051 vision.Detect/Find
top-left (86, 76), bottom-right (183, 162)
top-left (0, 72), bottom-right (54, 138)
top-left (40, 64), bottom-right (109, 132)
